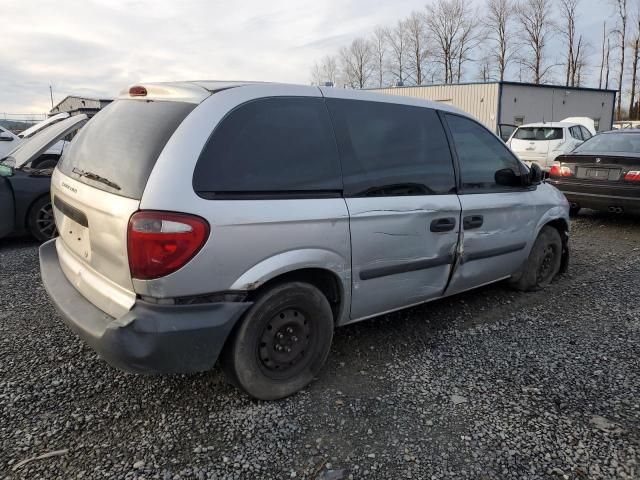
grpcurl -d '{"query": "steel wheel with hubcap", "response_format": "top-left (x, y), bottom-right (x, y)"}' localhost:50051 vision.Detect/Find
top-left (221, 281), bottom-right (334, 400)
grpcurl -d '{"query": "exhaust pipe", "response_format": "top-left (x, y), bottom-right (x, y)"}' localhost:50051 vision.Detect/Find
top-left (608, 206), bottom-right (624, 214)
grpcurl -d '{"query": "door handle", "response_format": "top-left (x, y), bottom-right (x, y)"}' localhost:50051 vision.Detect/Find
top-left (463, 215), bottom-right (484, 229)
top-left (430, 217), bottom-right (456, 232)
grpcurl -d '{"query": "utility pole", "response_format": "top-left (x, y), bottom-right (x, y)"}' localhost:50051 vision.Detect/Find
top-left (49, 85), bottom-right (54, 110)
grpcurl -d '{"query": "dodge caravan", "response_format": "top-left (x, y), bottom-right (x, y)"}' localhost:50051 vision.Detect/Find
top-left (40, 81), bottom-right (570, 400)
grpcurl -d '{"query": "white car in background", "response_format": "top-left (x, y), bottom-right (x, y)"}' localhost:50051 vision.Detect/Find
top-left (507, 118), bottom-right (596, 171)
top-left (0, 113), bottom-right (71, 166)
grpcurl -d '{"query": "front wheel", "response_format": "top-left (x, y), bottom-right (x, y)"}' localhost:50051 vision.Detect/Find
top-left (509, 226), bottom-right (562, 292)
top-left (27, 196), bottom-right (57, 242)
top-left (569, 203), bottom-right (581, 216)
top-left (221, 282), bottom-right (334, 400)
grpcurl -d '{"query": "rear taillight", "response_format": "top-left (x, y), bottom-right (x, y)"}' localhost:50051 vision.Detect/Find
top-left (624, 170), bottom-right (640, 182)
top-left (549, 165), bottom-right (573, 177)
top-left (127, 211), bottom-right (209, 280)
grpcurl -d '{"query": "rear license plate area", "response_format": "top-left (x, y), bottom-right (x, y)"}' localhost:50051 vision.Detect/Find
top-left (577, 168), bottom-right (621, 181)
top-left (53, 196), bottom-right (91, 261)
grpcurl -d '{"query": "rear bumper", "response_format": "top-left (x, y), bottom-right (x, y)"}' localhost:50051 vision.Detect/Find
top-left (551, 183), bottom-right (640, 214)
top-left (39, 239), bottom-right (251, 374)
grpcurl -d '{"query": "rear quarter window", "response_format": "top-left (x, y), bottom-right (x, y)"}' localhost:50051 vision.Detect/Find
top-left (193, 97), bottom-right (342, 197)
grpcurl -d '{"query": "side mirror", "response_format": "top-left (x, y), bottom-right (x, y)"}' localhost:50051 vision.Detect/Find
top-left (494, 168), bottom-right (522, 187)
top-left (0, 132), bottom-right (14, 142)
top-left (528, 162), bottom-right (543, 185)
top-left (0, 164), bottom-right (13, 177)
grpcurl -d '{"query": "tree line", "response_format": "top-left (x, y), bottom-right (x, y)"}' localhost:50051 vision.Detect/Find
top-left (310, 0), bottom-right (640, 120)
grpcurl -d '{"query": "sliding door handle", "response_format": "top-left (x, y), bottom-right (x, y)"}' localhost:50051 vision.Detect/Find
top-left (430, 217), bottom-right (456, 232)
top-left (463, 215), bottom-right (484, 229)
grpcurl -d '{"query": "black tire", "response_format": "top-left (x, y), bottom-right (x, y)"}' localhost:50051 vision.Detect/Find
top-left (32, 156), bottom-right (58, 170)
top-left (221, 282), bottom-right (334, 400)
top-left (569, 204), bottom-right (581, 216)
top-left (509, 226), bottom-right (562, 292)
top-left (27, 196), bottom-right (57, 242)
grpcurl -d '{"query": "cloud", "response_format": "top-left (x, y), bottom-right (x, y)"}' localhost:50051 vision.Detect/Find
top-left (0, 0), bottom-right (606, 113)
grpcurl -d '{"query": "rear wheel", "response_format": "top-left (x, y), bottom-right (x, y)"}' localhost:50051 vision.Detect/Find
top-left (221, 282), bottom-right (333, 400)
top-left (27, 196), bottom-right (57, 242)
top-left (510, 226), bottom-right (562, 292)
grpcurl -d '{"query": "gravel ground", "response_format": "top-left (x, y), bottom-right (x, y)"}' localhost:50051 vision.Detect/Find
top-left (1, 210), bottom-right (639, 480)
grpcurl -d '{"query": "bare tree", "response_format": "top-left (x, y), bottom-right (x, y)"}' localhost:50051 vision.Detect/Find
top-left (310, 55), bottom-right (339, 86)
top-left (404, 11), bottom-right (430, 85)
top-left (483, 0), bottom-right (515, 81)
top-left (559, 0), bottom-right (580, 86)
top-left (606, 38), bottom-right (612, 88)
top-left (612, 0), bottom-right (628, 119)
top-left (516, 0), bottom-right (556, 84)
top-left (599, 21), bottom-right (607, 89)
top-left (629, 13), bottom-right (640, 119)
top-left (386, 20), bottom-right (409, 85)
top-left (570, 37), bottom-right (591, 86)
top-left (310, 61), bottom-right (323, 86)
top-left (371, 26), bottom-right (389, 87)
top-left (455, 9), bottom-right (482, 82)
top-left (425, 0), bottom-right (469, 83)
top-left (477, 54), bottom-right (493, 80)
top-left (340, 37), bottom-right (374, 88)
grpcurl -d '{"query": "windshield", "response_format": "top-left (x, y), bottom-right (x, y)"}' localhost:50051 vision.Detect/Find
top-left (58, 100), bottom-right (196, 199)
top-left (513, 127), bottom-right (563, 141)
top-left (574, 133), bottom-right (640, 154)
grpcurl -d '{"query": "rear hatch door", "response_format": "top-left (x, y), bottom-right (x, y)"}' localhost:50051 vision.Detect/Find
top-left (18, 112), bottom-right (70, 139)
top-left (52, 98), bottom-right (197, 318)
top-left (509, 126), bottom-right (562, 161)
top-left (7, 115), bottom-right (87, 169)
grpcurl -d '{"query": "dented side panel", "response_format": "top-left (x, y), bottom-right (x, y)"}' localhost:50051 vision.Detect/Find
top-left (347, 195), bottom-right (461, 321)
top-left (445, 189), bottom-right (543, 295)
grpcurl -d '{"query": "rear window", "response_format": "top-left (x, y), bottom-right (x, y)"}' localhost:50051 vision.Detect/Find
top-left (513, 127), bottom-right (563, 141)
top-left (193, 97), bottom-right (342, 197)
top-left (58, 100), bottom-right (195, 199)
top-left (574, 133), bottom-right (640, 154)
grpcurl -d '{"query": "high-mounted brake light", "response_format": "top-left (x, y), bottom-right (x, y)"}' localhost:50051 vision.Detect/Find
top-left (127, 211), bottom-right (209, 280)
top-left (624, 170), bottom-right (640, 182)
top-left (129, 85), bottom-right (147, 97)
top-left (549, 165), bottom-right (573, 177)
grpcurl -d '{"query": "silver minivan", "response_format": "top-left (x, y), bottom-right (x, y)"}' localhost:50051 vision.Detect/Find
top-left (39, 81), bottom-right (570, 400)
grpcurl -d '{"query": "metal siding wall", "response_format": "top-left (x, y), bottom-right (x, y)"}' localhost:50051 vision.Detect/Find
top-left (371, 84), bottom-right (500, 131)
top-left (500, 85), bottom-right (615, 131)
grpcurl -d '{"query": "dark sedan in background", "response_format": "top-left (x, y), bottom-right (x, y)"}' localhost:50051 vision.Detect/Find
top-left (549, 130), bottom-right (640, 216)
top-left (0, 115), bottom-right (87, 241)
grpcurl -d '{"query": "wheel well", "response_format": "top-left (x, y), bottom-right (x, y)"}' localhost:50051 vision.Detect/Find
top-left (544, 218), bottom-right (569, 274)
top-left (247, 268), bottom-right (343, 323)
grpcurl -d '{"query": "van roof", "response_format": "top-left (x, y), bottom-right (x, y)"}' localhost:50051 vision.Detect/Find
top-left (118, 80), bottom-right (468, 117)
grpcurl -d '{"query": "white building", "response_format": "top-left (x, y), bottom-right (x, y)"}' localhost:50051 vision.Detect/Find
top-left (370, 82), bottom-right (616, 135)
top-left (49, 95), bottom-right (112, 118)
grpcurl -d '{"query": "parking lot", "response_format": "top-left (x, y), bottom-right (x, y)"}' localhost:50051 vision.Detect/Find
top-left (0, 211), bottom-right (638, 480)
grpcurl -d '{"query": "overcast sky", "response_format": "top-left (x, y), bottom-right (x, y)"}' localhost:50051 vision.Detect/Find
top-left (1, 0), bottom-right (609, 115)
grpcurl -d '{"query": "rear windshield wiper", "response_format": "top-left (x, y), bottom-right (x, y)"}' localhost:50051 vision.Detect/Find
top-left (72, 168), bottom-right (121, 191)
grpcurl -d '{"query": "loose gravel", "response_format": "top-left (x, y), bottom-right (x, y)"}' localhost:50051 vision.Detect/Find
top-left (1, 210), bottom-right (639, 479)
